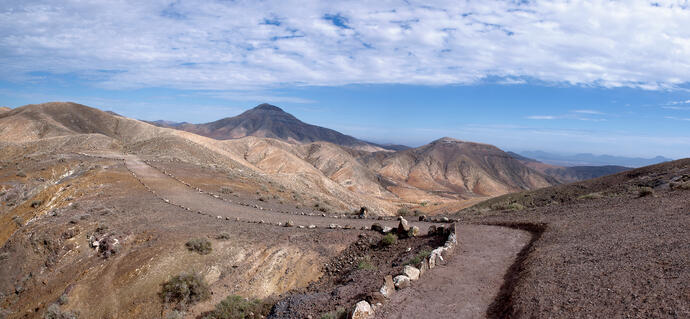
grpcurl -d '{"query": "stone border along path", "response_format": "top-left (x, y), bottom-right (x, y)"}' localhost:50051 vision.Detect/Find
top-left (142, 158), bottom-right (457, 224)
top-left (77, 153), bottom-right (531, 318)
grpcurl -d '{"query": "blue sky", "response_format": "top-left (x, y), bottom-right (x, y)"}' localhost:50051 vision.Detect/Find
top-left (1, 0), bottom-right (690, 158)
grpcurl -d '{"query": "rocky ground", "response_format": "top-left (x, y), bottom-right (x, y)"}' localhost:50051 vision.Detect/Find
top-left (0, 152), bottom-right (528, 319)
top-left (456, 159), bottom-right (690, 318)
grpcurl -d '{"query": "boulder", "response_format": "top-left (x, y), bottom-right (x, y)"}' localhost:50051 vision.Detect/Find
top-left (359, 206), bottom-right (369, 218)
top-left (379, 275), bottom-right (395, 298)
top-left (393, 275), bottom-right (411, 289)
top-left (396, 217), bottom-right (410, 236)
top-left (285, 220), bottom-right (294, 227)
top-left (403, 265), bottom-right (420, 281)
top-left (370, 223), bottom-right (384, 233)
top-left (418, 215), bottom-right (427, 222)
top-left (350, 300), bottom-right (374, 319)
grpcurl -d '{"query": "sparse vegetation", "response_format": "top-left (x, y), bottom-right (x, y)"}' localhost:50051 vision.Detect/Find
top-left (403, 249), bottom-right (432, 266)
top-left (57, 294), bottom-right (69, 306)
top-left (12, 215), bottom-right (23, 227)
top-left (357, 256), bottom-right (376, 270)
top-left (43, 303), bottom-right (77, 319)
top-left (220, 186), bottom-right (233, 194)
top-left (381, 233), bottom-right (398, 246)
top-left (397, 207), bottom-right (410, 216)
top-left (159, 272), bottom-right (210, 310)
top-left (16, 171), bottom-right (26, 177)
top-left (671, 181), bottom-right (690, 190)
top-left (319, 307), bottom-right (347, 319)
top-left (185, 238), bottom-right (212, 255)
top-left (577, 192), bottom-right (604, 200)
top-left (491, 202), bottom-right (525, 211)
top-left (638, 187), bottom-right (654, 197)
top-left (201, 295), bottom-right (273, 319)
top-left (216, 232), bottom-right (231, 240)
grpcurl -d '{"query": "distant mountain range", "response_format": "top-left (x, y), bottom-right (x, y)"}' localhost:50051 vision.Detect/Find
top-left (515, 150), bottom-right (672, 168)
top-left (147, 103), bottom-right (395, 152)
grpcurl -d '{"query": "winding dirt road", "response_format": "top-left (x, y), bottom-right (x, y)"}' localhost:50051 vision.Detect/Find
top-left (97, 153), bottom-right (531, 318)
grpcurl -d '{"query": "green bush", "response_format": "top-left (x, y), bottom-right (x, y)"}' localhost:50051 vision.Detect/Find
top-left (159, 272), bottom-right (210, 310)
top-left (381, 233), bottom-right (397, 246)
top-left (357, 256), bottom-right (376, 270)
top-left (202, 295), bottom-right (273, 319)
top-left (186, 238), bottom-right (212, 255)
top-left (403, 249), bottom-right (432, 266)
top-left (320, 307), bottom-right (347, 319)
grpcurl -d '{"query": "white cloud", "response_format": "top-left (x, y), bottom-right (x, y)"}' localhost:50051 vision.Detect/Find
top-left (2, 1), bottom-right (690, 90)
top-left (526, 115), bottom-right (558, 120)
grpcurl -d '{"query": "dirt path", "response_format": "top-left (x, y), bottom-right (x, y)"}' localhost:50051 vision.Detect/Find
top-left (374, 225), bottom-right (531, 319)
top-left (123, 155), bottom-right (438, 230)
top-left (94, 153), bottom-right (532, 318)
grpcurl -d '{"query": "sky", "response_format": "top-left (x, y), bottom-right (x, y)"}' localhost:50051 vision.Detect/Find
top-left (1, 0), bottom-right (690, 158)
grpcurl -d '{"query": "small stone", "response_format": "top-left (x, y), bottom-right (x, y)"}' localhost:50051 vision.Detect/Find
top-left (308, 224), bottom-right (317, 229)
top-left (403, 265), bottom-right (420, 281)
top-left (407, 226), bottom-right (420, 238)
top-left (285, 220), bottom-right (294, 227)
top-left (379, 275), bottom-right (395, 298)
top-left (329, 224), bottom-right (338, 229)
top-left (350, 300), bottom-right (374, 319)
top-left (441, 217), bottom-right (450, 222)
top-left (393, 275), bottom-right (411, 289)
top-left (382, 226), bottom-right (393, 233)
top-left (370, 223), bottom-right (384, 233)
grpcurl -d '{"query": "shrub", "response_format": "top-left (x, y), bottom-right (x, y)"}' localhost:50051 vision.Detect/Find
top-left (43, 304), bottom-right (77, 319)
top-left (31, 200), bottom-right (43, 208)
top-left (397, 207), bottom-right (410, 216)
top-left (16, 171), bottom-right (26, 178)
top-left (159, 272), bottom-right (210, 310)
top-left (185, 238), bottom-right (212, 255)
top-left (671, 181), bottom-right (690, 190)
top-left (220, 187), bottom-right (233, 194)
top-left (320, 307), bottom-right (347, 319)
top-left (202, 295), bottom-right (273, 319)
top-left (403, 249), bottom-right (432, 266)
top-left (12, 216), bottom-right (23, 227)
top-left (216, 232), bottom-right (231, 240)
top-left (577, 192), bottom-right (604, 200)
top-left (57, 294), bottom-right (69, 305)
top-left (357, 256), bottom-right (376, 270)
top-left (381, 233), bottom-right (397, 246)
top-left (638, 187), bottom-right (654, 197)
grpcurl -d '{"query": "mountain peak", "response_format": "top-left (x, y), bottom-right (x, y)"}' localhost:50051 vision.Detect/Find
top-left (253, 103), bottom-right (284, 112)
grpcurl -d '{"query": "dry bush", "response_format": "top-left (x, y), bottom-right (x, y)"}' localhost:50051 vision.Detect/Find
top-left (185, 238), bottom-right (212, 255)
top-left (202, 295), bottom-right (273, 319)
top-left (381, 233), bottom-right (398, 246)
top-left (638, 187), bottom-right (654, 197)
top-left (159, 272), bottom-right (210, 311)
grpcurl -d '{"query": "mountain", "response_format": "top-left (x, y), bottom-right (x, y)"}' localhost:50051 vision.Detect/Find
top-left (506, 152), bottom-right (630, 183)
top-left (150, 103), bottom-right (389, 152)
top-left (0, 106), bottom-right (10, 113)
top-left (518, 150), bottom-right (672, 167)
top-left (360, 137), bottom-right (557, 201)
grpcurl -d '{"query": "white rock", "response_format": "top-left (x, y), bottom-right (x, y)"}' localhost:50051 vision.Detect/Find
top-left (350, 300), bottom-right (374, 319)
top-left (308, 224), bottom-right (317, 229)
top-left (403, 265), bottom-right (420, 281)
top-left (393, 275), bottom-right (411, 289)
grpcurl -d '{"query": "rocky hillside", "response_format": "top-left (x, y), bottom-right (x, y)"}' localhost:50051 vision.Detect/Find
top-left (360, 137), bottom-right (556, 201)
top-left (150, 103), bottom-right (387, 152)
